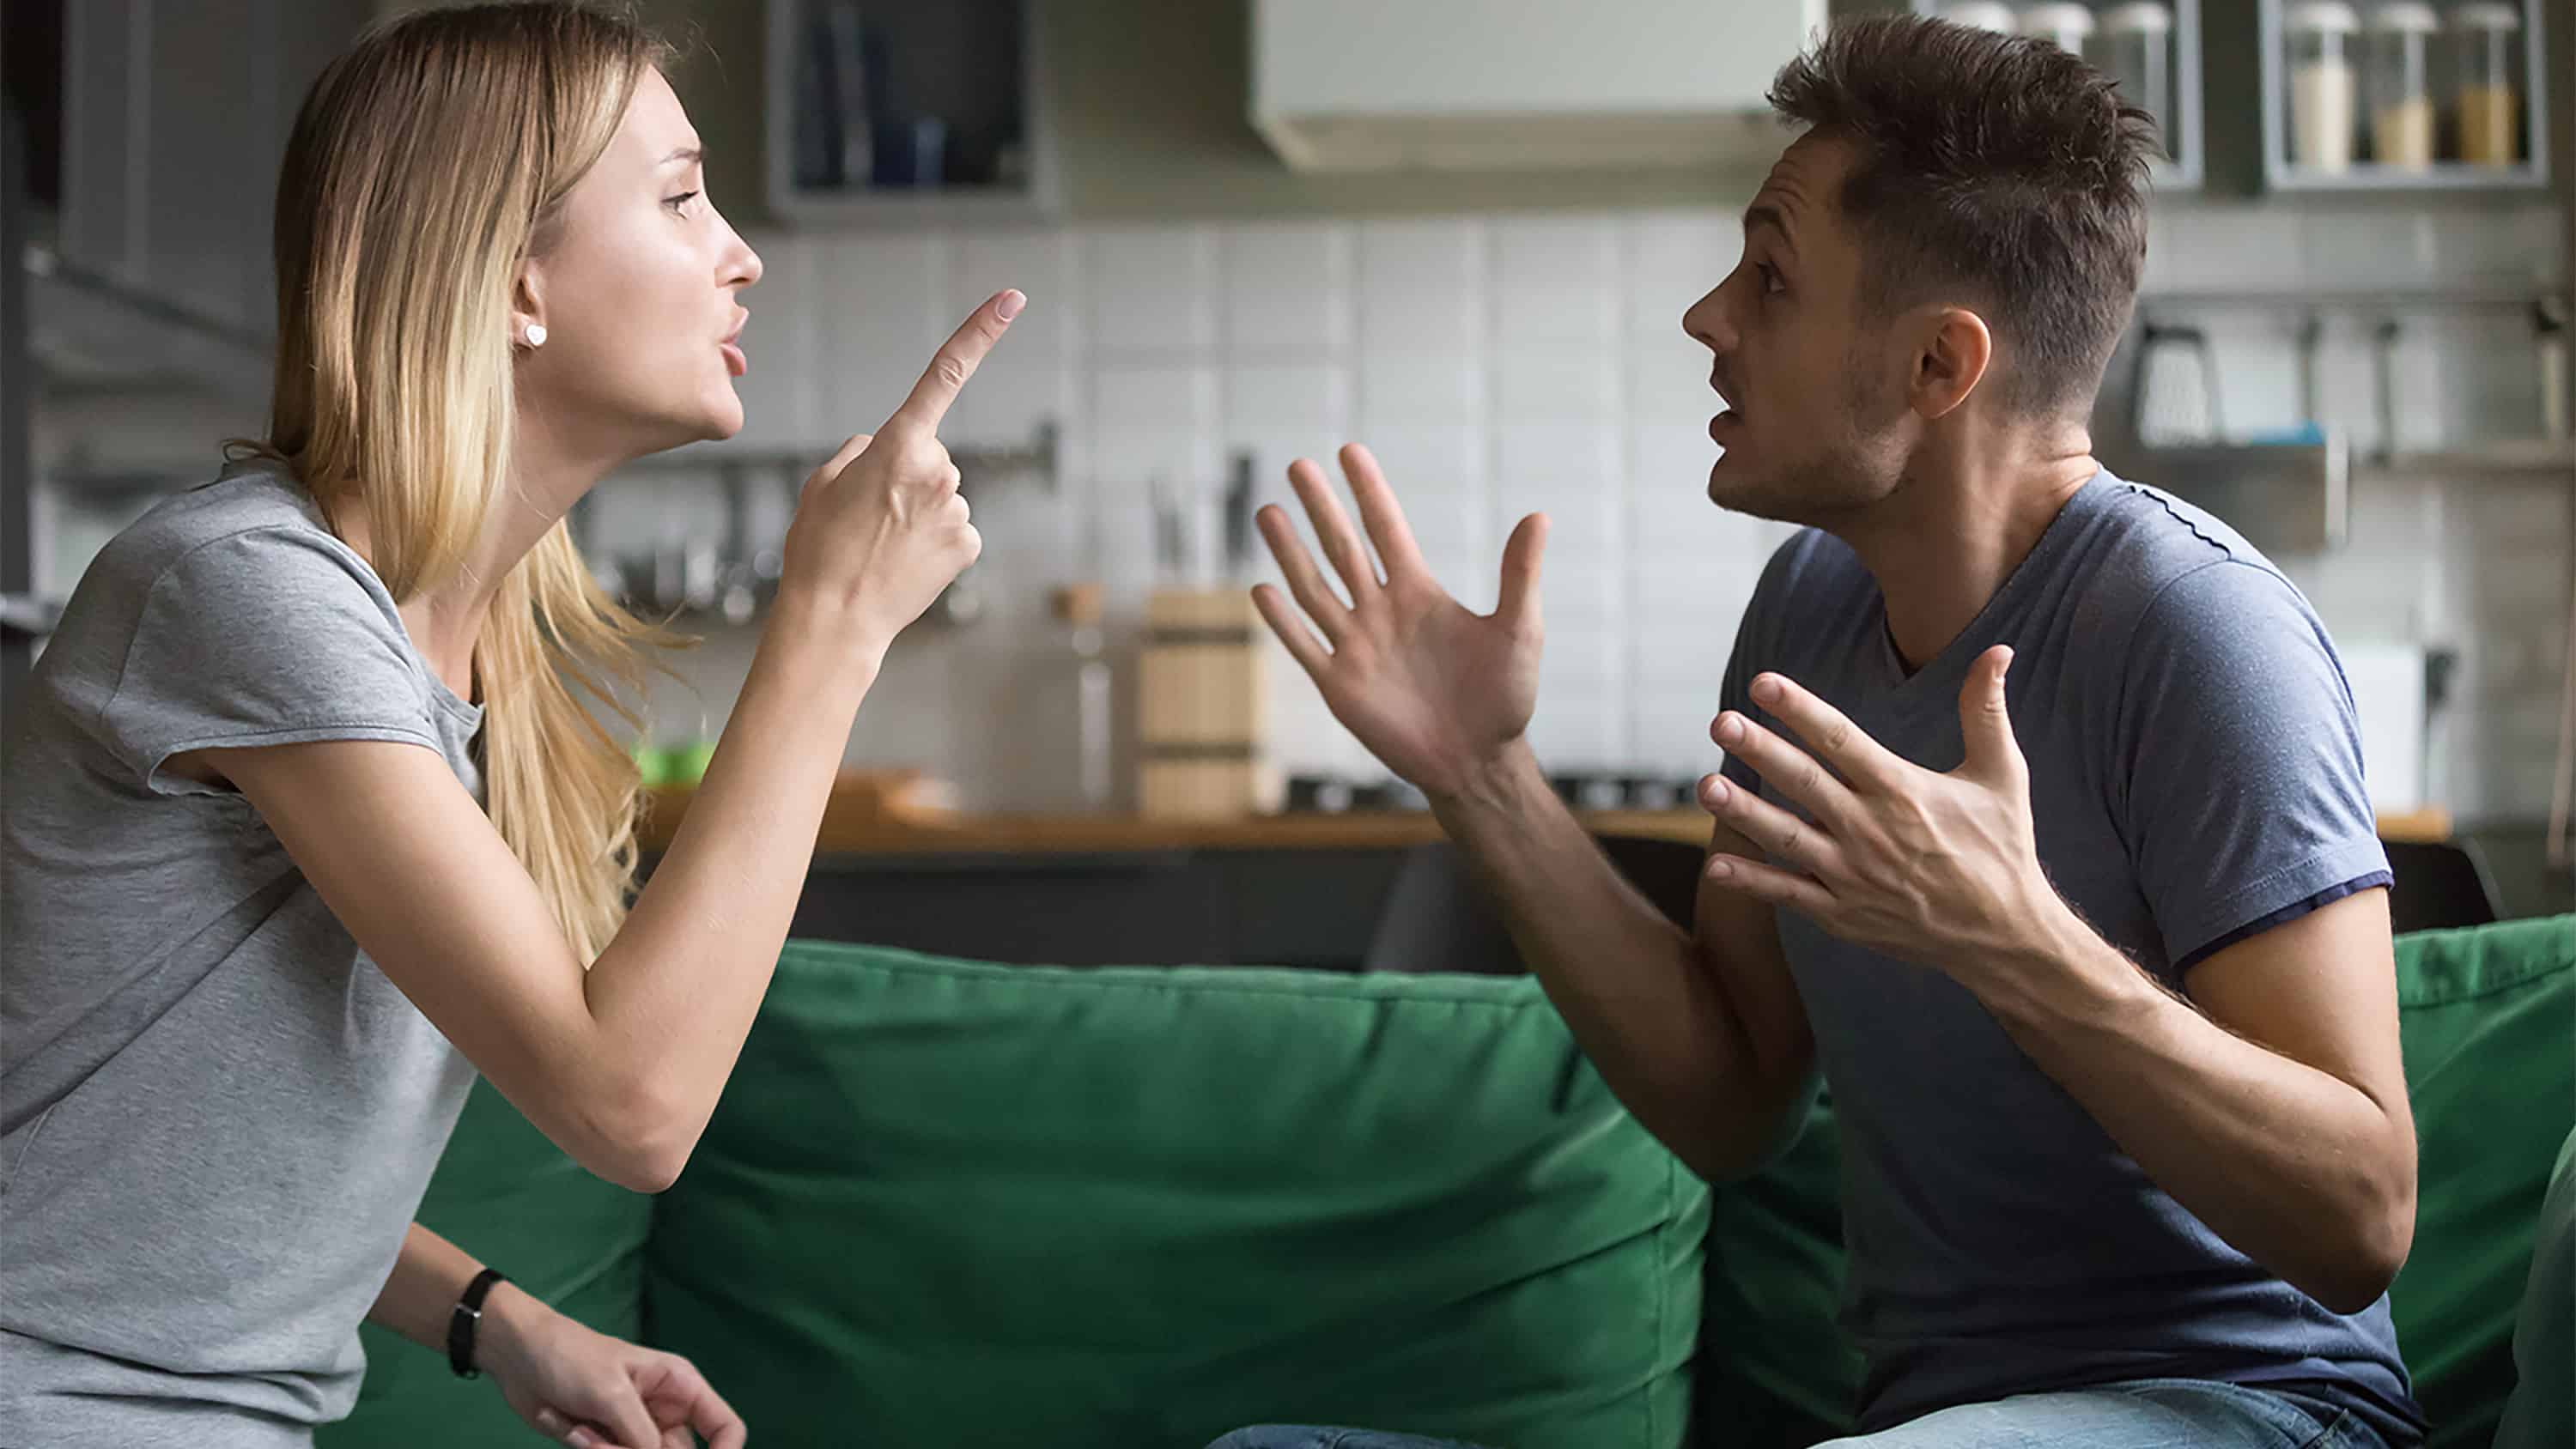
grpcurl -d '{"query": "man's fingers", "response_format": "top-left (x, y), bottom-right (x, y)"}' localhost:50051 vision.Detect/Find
top-left (1252, 583), bottom-right (1333, 676)
top-left (1497, 512), bottom-right (1547, 631)
top-left (1701, 773), bottom-right (1846, 881)
top-left (1257, 501), bottom-right (1352, 639)
top-left (1747, 673), bottom-right (1908, 792)
top-left (1338, 444), bottom-right (1428, 579)
top-left (1285, 458), bottom-right (1382, 603)
top-left (1705, 852), bottom-right (1839, 919)
top-left (886, 289), bottom-right (1024, 434)
top-left (1711, 710), bottom-right (1864, 834)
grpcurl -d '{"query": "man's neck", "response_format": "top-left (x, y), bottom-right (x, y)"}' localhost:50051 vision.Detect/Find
top-left (1837, 433), bottom-right (2101, 674)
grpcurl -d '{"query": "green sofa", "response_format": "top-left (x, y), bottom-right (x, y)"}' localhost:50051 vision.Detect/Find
top-left (323, 916), bottom-right (2574, 1449)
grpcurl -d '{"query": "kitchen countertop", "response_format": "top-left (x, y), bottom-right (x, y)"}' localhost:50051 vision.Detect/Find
top-left (639, 782), bottom-right (2456, 855)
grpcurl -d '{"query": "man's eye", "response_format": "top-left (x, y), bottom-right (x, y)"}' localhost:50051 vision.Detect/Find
top-left (1758, 263), bottom-right (1784, 296)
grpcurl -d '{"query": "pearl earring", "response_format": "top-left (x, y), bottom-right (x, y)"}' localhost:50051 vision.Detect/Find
top-left (523, 323), bottom-right (548, 349)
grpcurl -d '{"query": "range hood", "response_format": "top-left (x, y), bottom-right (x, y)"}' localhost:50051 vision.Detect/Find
top-left (1250, 0), bottom-right (1826, 173)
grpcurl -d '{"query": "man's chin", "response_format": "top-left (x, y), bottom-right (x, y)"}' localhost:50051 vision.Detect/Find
top-left (1705, 455), bottom-right (1800, 524)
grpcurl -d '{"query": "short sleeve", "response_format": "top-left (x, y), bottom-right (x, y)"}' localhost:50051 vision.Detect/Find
top-left (2112, 560), bottom-right (2390, 968)
top-left (94, 527), bottom-right (441, 796)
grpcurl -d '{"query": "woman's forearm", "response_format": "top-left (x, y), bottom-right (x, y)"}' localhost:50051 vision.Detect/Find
top-left (578, 591), bottom-right (885, 1185)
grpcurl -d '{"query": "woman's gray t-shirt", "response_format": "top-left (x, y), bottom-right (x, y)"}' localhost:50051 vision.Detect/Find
top-left (2, 460), bottom-right (483, 1446)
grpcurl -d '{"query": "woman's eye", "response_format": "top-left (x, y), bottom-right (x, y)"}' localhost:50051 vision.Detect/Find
top-left (665, 190), bottom-right (701, 215)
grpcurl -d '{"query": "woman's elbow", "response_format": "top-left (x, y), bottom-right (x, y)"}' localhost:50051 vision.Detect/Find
top-left (566, 1091), bottom-right (700, 1194)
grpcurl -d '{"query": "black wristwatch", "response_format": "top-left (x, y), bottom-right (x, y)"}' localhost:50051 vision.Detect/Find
top-left (447, 1267), bottom-right (509, 1379)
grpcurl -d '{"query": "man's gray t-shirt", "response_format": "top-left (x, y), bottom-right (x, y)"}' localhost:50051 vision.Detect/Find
top-left (2, 460), bottom-right (483, 1446)
top-left (1717, 472), bottom-right (2422, 1441)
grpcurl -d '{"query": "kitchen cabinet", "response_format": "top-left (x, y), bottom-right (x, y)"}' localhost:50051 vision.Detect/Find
top-left (1912, 0), bottom-right (2207, 191)
top-left (54, 0), bottom-right (368, 353)
top-left (762, 0), bottom-right (1060, 227)
top-left (2258, 0), bottom-right (2549, 191)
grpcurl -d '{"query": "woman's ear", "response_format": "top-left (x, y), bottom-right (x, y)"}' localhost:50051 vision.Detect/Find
top-left (1908, 306), bottom-right (1994, 420)
top-left (510, 265), bottom-right (549, 350)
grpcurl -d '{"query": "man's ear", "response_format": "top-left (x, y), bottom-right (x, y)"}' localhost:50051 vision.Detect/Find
top-left (1907, 306), bottom-right (1994, 420)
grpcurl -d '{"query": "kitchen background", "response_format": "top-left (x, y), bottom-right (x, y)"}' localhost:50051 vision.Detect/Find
top-left (4, 0), bottom-right (2570, 913)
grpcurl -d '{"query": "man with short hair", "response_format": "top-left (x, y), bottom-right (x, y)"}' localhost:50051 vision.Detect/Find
top-left (1217, 15), bottom-right (2424, 1449)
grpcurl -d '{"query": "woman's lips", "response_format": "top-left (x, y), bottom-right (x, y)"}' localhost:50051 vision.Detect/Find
top-left (720, 342), bottom-right (747, 377)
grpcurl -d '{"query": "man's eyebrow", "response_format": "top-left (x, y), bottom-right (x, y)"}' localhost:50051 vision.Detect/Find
top-left (1744, 203), bottom-right (1795, 251)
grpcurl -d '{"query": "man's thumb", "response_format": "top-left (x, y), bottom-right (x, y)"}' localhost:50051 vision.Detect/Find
top-left (1959, 645), bottom-right (2022, 782)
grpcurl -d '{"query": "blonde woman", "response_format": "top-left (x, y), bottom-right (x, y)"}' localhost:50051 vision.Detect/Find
top-left (0, 5), bottom-right (1020, 1446)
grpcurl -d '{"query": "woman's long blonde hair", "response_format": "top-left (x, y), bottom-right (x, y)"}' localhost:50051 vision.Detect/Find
top-left (240, 3), bottom-right (683, 963)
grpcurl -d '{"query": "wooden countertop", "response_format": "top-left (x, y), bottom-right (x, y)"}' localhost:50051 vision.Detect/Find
top-left (640, 782), bottom-right (2455, 856)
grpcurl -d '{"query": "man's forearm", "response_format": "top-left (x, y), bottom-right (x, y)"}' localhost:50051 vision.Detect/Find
top-left (1431, 742), bottom-right (1795, 1179)
top-left (1971, 909), bottom-right (2415, 1314)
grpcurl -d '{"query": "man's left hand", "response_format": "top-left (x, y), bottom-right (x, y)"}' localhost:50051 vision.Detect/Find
top-left (1698, 645), bottom-right (2075, 984)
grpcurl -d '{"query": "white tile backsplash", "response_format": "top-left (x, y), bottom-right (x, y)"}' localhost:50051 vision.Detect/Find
top-left (1223, 362), bottom-right (1350, 432)
top-left (1086, 225), bottom-right (1216, 352)
top-left (1222, 222), bottom-right (1352, 350)
top-left (1494, 347), bottom-right (1619, 421)
top-left (1624, 209), bottom-right (1740, 338)
top-left (561, 192), bottom-right (2569, 821)
top-left (1357, 218), bottom-right (1486, 351)
top-left (1492, 216), bottom-right (1621, 344)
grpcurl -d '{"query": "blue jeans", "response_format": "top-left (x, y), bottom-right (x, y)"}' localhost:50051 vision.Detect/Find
top-left (1206, 1377), bottom-right (2393, 1449)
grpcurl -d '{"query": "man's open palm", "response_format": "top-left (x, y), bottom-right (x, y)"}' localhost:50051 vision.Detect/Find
top-left (1251, 444), bottom-right (1549, 801)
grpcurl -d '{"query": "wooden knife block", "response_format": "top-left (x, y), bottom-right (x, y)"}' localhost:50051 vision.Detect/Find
top-left (1137, 589), bottom-right (1283, 819)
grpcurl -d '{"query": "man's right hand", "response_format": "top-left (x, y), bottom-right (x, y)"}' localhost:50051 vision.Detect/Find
top-left (1252, 443), bottom-right (1549, 803)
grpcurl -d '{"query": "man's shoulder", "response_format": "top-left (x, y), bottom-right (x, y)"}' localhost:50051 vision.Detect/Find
top-left (2059, 475), bottom-right (2314, 648)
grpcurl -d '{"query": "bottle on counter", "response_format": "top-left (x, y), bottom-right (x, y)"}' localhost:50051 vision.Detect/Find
top-left (2451, 2), bottom-right (2524, 167)
top-left (2363, 2), bottom-right (2439, 169)
top-left (2093, 3), bottom-right (2177, 157)
top-left (2285, 1), bottom-right (2362, 173)
top-left (2018, 2), bottom-right (2096, 53)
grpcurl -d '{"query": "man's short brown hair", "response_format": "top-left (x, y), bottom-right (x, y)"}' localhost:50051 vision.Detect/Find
top-left (1767, 15), bottom-right (2158, 417)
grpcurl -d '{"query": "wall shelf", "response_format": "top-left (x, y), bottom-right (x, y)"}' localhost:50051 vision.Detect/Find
top-left (762, 0), bottom-right (1060, 228)
top-left (1911, 0), bottom-right (2206, 192)
top-left (2258, 0), bottom-right (2549, 193)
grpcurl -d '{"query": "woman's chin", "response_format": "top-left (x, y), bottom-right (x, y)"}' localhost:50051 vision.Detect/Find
top-left (695, 397), bottom-right (747, 442)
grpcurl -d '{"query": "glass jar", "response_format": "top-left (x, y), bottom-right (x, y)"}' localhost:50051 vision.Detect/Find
top-left (2363, 3), bottom-right (2439, 168)
top-left (2284, 1), bottom-right (2362, 173)
top-left (2019, 2), bottom-right (2096, 52)
top-left (2092, 3), bottom-right (2177, 157)
top-left (2451, 2), bottom-right (2525, 167)
top-left (1939, 1), bottom-right (2020, 33)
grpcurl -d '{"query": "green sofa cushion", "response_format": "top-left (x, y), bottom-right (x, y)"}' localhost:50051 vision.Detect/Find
top-left (2491, 1125), bottom-right (2575, 1449)
top-left (319, 1077), bottom-right (656, 1449)
top-left (642, 943), bottom-right (1709, 1449)
top-left (2388, 916), bottom-right (2576, 1449)
top-left (1696, 915), bottom-right (2576, 1449)
top-left (1696, 1086), bottom-right (1862, 1449)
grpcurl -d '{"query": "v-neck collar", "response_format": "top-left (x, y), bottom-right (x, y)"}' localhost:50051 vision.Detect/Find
top-left (1862, 470), bottom-right (2110, 695)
